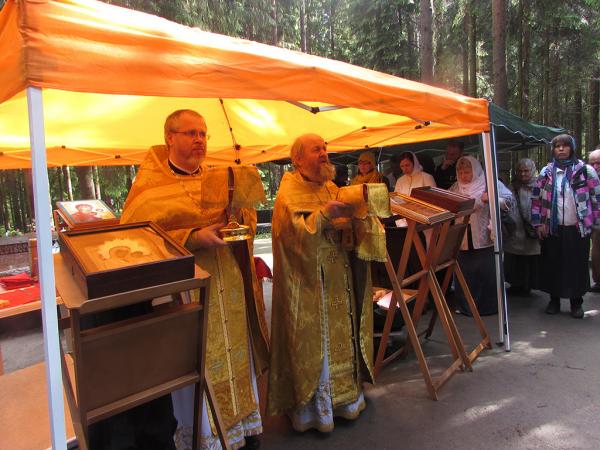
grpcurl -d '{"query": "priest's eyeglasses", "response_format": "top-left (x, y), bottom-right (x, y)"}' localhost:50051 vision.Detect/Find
top-left (171, 129), bottom-right (211, 140)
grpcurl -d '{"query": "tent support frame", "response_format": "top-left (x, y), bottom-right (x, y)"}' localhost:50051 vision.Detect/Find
top-left (27, 86), bottom-right (68, 447)
top-left (481, 129), bottom-right (511, 351)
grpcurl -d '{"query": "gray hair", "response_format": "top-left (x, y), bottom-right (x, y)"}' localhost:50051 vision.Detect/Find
top-left (589, 149), bottom-right (600, 161)
top-left (515, 158), bottom-right (536, 175)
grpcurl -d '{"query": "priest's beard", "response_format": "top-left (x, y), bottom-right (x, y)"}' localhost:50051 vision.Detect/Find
top-left (300, 161), bottom-right (336, 184)
top-left (318, 162), bottom-right (336, 183)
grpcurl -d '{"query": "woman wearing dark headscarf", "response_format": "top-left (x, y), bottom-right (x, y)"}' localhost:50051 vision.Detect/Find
top-left (531, 134), bottom-right (600, 318)
top-left (504, 158), bottom-right (541, 296)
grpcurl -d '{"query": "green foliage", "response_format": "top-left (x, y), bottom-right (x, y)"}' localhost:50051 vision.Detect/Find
top-left (97, 167), bottom-right (132, 213)
top-left (3, 0), bottom-right (599, 229)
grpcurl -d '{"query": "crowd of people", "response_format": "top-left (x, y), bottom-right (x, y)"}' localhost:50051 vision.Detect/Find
top-left (87, 108), bottom-right (600, 450)
top-left (338, 135), bottom-right (600, 321)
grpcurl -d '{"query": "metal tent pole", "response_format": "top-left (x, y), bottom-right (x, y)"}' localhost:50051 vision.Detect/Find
top-left (27, 87), bottom-right (67, 448)
top-left (481, 129), bottom-right (511, 351)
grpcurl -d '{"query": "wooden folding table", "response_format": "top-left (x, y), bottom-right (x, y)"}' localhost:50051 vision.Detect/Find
top-left (54, 253), bottom-right (230, 450)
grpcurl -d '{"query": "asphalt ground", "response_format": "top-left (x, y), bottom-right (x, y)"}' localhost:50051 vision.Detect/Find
top-left (1, 239), bottom-right (599, 449)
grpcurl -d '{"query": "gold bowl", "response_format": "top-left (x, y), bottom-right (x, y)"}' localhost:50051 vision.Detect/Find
top-left (220, 220), bottom-right (251, 242)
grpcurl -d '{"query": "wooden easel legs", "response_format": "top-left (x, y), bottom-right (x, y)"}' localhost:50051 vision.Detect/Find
top-left (425, 263), bottom-right (492, 366)
top-left (374, 253), bottom-right (465, 401)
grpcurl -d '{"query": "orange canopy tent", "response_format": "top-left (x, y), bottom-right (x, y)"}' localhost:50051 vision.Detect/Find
top-left (0, 0), bottom-right (499, 447)
top-left (0, 0), bottom-right (490, 168)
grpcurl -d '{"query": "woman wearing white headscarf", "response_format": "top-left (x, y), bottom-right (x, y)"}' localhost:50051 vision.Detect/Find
top-left (449, 156), bottom-right (498, 316)
top-left (504, 158), bottom-right (541, 296)
top-left (394, 151), bottom-right (436, 195)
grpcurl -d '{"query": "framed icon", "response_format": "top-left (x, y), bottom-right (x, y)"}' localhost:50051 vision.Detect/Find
top-left (59, 221), bottom-right (195, 299)
top-left (55, 199), bottom-right (119, 230)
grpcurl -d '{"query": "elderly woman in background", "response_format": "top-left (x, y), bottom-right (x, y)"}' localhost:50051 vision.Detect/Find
top-left (394, 151), bottom-right (436, 195)
top-left (504, 158), bottom-right (541, 296)
top-left (350, 151), bottom-right (388, 187)
top-left (531, 134), bottom-right (600, 318)
top-left (449, 156), bottom-right (502, 316)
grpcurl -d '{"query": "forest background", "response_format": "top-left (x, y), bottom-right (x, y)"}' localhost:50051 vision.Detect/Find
top-left (0, 0), bottom-right (599, 235)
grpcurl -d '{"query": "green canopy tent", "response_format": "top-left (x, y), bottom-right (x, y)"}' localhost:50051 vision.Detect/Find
top-left (323, 104), bottom-right (566, 351)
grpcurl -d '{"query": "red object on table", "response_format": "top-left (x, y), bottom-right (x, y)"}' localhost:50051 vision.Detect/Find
top-left (0, 284), bottom-right (40, 308)
top-left (0, 272), bottom-right (36, 290)
top-left (254, 257), bottom-right (272, 280)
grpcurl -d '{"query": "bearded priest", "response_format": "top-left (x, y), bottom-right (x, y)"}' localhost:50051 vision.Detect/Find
top-left (267, 133), bottom-right (375, 433)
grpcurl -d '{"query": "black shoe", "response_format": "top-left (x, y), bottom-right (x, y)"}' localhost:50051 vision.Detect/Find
top-left (242, 435), bottom-right (261, 450)
top-left (570, 305), bottom-right (584, 319)
top-left (545, 300), bottom-right (560, 315)
top-left (590, 284), bottom-right (600, 293)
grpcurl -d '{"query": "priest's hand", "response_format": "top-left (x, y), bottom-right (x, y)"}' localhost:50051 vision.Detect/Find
top-left (189, 222), bottom-right (227, 249)
top-left (322, 201), bottom-right (353, 220)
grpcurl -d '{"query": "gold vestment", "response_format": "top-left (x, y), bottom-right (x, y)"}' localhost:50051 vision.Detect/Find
top-left (349, 170), bottom-right (385, 185)
top-left (121, 145), bottom-right (269, 430)
top-left (267, 171), bottom-right (378, 416)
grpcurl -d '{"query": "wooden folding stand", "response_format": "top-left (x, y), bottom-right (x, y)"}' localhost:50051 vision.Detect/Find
top-left (410, 188), bottom-right (492, 366)
top-left (54, 253), bottom-right (231, 450)
top-left (373, 193), bottom-right (489, 400)
top-left (374, 212), bottom-right (461, 400)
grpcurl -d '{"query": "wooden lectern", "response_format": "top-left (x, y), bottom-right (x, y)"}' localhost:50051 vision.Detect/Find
top-left (374, 192), bottom-right (490, 400)
top-left (411, 187), bottom-right (492, 365)
top-left (54, 253), bottom-right (230, 450)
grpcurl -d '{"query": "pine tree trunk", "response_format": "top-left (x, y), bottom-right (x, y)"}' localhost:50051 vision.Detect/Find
top-left (492, 0), bottom-right (507, 108)
top-left (590, 67), bottom-right (600, 149)
top-left (23, 168), bottom-right (35, 222)
top-left (9, 172), bottom-right (23, 231)
top-left (18, 171), bottom-right (29, 230)
top-left (462, 11), bottom-right (469, 95)
top-left (0, 173), bottom-right (8, 230)
top-left (549, 51), bottom-right (560, 126)
top-left (126, 165), bottom-right (136, 191)
top-left (468, 1), bottom-right (477, 97)
top-left (56, 167), bottom-right (64, 202)
top-left (63, 166), bottom-right (74, 201)
top-left (75, 166), bottom-right (96, 199)
top-left (272, 0), bottom-right (278, 46)
top-left (419, 0), bottom-right (433, 84)
top-left (329, 0), bottom-right (335, 57)
top-left (542, 30), bottom-right (550, 124)
top-left (519, 0), bottom-right (530, 120)
top-left (94, 166), bottom-right (102, 199)
top-left (574, 86), bottom-right (583, 153)
top-left (300, 0), bottom-right (307, 53)
top-left (7, 172), bottom-right (17, 230)
top-left (407, 7), bottom-right (416, 80)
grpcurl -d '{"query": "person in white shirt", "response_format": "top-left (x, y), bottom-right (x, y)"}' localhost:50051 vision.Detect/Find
top-left (394, 151), bottom-right (436, 195)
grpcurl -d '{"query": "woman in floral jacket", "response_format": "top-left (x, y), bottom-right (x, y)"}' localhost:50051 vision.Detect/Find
top-left (531, 134), bottom-right (600, 318)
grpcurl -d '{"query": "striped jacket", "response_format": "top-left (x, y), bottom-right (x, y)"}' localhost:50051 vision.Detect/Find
top-left (531, 160), bottom-right (600, 237)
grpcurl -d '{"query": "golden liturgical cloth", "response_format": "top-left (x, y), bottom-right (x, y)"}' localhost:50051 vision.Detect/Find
top-left (121, 145), bottom-right (269, 431)
top-left (267, 171), bottom-right (378, 416)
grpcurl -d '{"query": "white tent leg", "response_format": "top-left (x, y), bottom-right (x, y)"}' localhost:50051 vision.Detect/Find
top-left (27, 87), bottom-right (67, 448)
top-left (481, 130), bottom-right (511, 351)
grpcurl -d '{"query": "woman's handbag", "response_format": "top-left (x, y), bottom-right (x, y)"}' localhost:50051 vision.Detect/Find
top-left (501, 209), bottom-right (517, 236)
top-left (515, 190), bottom-right (538, 239)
